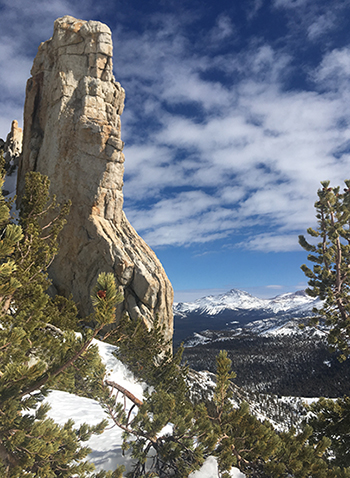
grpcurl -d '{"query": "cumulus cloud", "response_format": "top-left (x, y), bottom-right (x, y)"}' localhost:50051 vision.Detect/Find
top-left (121, 33), bottom-right (350, 249)
top-left (238, 233), bottom-right (301, 253)
top-left (2, 0), bottom-right (350, 255)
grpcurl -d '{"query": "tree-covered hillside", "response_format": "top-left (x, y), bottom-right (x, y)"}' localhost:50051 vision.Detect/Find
top-left (181, 328), bottom-right (350, 397)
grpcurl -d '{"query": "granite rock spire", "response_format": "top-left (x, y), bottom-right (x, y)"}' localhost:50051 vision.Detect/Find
top-left (17, 16), bottom-right (173, 342)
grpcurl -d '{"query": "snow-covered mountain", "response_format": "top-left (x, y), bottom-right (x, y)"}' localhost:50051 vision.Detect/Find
top-left (174, 289), bottom-right (320, 317)
top-left (173, 289), bottom-right (321, 346)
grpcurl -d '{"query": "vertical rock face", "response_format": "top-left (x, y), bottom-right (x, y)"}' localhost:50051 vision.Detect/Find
top-left (17, 16), bottom-right (173, 343)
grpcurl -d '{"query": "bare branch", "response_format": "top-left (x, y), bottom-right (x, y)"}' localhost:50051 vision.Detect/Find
top-left (105, 379), bottom-right (143, 407)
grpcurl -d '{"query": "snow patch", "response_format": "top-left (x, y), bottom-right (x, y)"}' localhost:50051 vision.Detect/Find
top-left (45, 339), bottom-right (246, 477)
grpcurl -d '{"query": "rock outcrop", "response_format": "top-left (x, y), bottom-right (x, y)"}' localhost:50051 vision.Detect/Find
top-left (17, 16), bottom-right (173, 343)
top-left (3, 120), bottom-right (23, 170)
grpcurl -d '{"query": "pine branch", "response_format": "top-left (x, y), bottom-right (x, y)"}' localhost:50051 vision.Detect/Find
top-left (126, 404), bottom-right (137, 426)
top-left (16, 324), bottom-right (104, 399)
top-left (104, 401), bottom-right (136, 436)
top-left (231, 443), bottom-right (250, 466)
top-left (321, 209), bottom-right (330, 272)
top-left (40, 209), bottom-right (66, 231)
top-left (104, 401), bottom-right (158, 446)
top-left (0, 341), bottom-right (11, 351)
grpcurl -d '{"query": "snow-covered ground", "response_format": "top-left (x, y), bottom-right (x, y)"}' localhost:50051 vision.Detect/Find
top-left (45, 340), bottom-right (245, 477)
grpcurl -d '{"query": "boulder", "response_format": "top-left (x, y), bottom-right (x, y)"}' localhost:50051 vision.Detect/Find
top-left (17, 16), bottom-right (173, 343)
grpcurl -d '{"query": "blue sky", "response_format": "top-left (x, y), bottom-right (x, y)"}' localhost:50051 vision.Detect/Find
top-left (1, 0), bottom-right (350, 301)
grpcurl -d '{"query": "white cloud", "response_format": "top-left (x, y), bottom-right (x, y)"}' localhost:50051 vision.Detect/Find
top-left (273, 0), bottom-right (308, 7)
top-left (307, 13), bottom-right (336, 41)
top-left (124, 55), bottom-right (350, 247)
top-left (313, 47), bottom-right (350, 91)
top-left (2, 3), bottom-right (350, 254)
top-left (240, 233), bottom-right (301, 252)
top-left (125, 190), bottom-right (241, 247)
top-left (0, 0), bottom-right (94, 139)
top-left (0, 42), bottom-right (32, 100)
top-left (245, 0), bottom-right (264, 21)
top-left (209, 14), bottom-right (236, 43)
top-left (129, 190), bottom-right (218, 228)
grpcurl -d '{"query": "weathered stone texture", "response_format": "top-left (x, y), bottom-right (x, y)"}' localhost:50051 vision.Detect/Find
top-left (17, 16), bottom-right (173, 343)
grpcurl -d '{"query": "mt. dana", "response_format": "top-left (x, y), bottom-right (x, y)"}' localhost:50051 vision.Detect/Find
top-left (173, 289), bottom-right (321, 346)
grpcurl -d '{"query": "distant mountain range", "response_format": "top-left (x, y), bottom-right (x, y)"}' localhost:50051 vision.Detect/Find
top-left (174, 289), bottom-right (350, 398)
top-left (173, 289), bottom-right (321, 346)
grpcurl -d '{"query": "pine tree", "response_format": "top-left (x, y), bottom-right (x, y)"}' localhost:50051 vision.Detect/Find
top-left (102, 343), bottom-right (350, 477)
top-left (0, 157), bottom-right (23, 305)
top-left (0, 171), bottom-right (123, 477)
top-left (3, 170), bottom-right (348, 477)
top-left (100, 316), bottom-right (208, 477)
top-left (293, 180), bottom-right (350, 478)
top-left (207, 351), bottom-right (350, 478)
top-left (299, 180), bottom-right (350, 360)
top-left (111, 314), bottom-right (181, 387)
top-left (307, 396), bottom-right (350, 468)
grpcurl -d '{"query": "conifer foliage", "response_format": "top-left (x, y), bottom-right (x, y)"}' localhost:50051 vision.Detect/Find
top-left (101, 316), bottom-right (206, 477)
top-left (0, 171), bottom-right (123, 477)
top-left (0, 156), bottom-right (23, 303)
top-left (102, 333), bottom-right (350, 477)
top-left (1, 168), bottom-right (350, 477)
top-left (299, 180), bottom-right (350, 359)
top-left (307, 396), bottom-right (350, 469)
